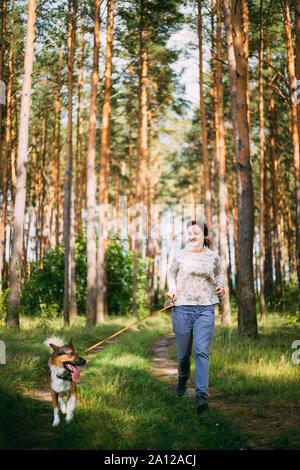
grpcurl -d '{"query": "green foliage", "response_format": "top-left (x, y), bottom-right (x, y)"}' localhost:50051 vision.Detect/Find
top-left (106, 241), bottom-right (149, 317)
top-left (0, 289), bottom-right (9, 326)
top-left (266, 274), bottom-right (300, 322)
top-left (20, 246), bottom-right (65, 317)
top-left (19, 236), bottom-right (150, 319)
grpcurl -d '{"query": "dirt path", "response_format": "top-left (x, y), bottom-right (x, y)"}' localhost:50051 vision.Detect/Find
top-left (149, 332), bottom-right (299, 450)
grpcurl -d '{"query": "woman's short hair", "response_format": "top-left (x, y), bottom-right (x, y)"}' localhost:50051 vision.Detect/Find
top-left (186, 219), bottom-right (211, 247)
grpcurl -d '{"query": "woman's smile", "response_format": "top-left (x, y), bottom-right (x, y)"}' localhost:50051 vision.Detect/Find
top-left (187, 229), bottom-right (204, 246)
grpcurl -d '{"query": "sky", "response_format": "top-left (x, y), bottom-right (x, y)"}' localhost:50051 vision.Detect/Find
top-left (167, 27), bottom-right (200, 117)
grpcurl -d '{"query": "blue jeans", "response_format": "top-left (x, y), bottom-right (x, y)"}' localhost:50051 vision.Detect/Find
top-left (172, 304), bottom-right (215, 399)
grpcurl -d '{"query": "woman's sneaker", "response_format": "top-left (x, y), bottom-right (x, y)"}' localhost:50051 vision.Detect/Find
top-left (196, 393), bottom-right (209, 414)
top-left (176, 378), bottom-right (187, 397)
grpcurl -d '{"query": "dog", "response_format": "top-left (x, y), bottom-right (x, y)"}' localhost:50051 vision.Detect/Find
top-left (44, 336), bottom-right (86, 426)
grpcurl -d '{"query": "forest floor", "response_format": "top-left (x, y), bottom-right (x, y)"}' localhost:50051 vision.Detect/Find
top-left (28, 323), bottom-right (300, 451)
top-left (1, 313), bottom-right (300, 450)
top-left (149, 332), bottom-right (300, 450)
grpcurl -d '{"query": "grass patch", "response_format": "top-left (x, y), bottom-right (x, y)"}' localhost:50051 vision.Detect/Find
top-left (5, 311), bottom-right (298, 449)
top-left (0, 312), bottom-right (246, 450)
top-left (47, 314), bottom-right (245, 450)
top-left (209, 316), bottom-right (300, 403)
top-left (0, 314), bottom-right (144, 449)
top-left (168, 314), bottom-right (300, 449)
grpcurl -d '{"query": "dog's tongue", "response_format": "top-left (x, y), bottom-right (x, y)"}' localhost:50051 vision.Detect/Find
top-left (66, 364), bottom-right (80, 382)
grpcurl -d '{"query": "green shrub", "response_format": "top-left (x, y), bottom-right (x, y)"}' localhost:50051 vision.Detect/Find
top-left (0, 289), bottom-right (9, 326)
top-left (19, 235), bottom-right (150, 319)
top-left (20, 245), bottom-right (65, 316)
top-left (266, 274), bottom-right (300, 321)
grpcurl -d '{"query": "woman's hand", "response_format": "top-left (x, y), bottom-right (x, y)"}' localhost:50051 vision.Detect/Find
top-left (216, 285), bottom-right (225, 297)
top-left (167, 291), bottom-right (177, 301)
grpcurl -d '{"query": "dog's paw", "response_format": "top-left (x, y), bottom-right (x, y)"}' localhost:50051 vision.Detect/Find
top-left (60, 403), bottom-right (67, 414)
top-left (65, 413), bottom-right (74, 423)
top-left (53, 408), bottom-right (60, 426)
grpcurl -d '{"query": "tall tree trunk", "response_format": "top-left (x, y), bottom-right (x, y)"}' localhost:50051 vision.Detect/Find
top-left (0, 0), bottom-right (7, 172)
top-left (258, 0), bottom-right (266, 320)
top-left (223, 0), bottom-right (239, 297)
top-left (69, 185), bottom-right (77, 318)
top-left (292, 0), bottom-right (300, 286)
top-left (114, 170), bottom-right (120, 238)
top-left (26, 124), bottom-right (37, 265)
top-left (75, 19), bottom-right (84, 234)
top-left (63, 0), bottom-right (77, 324)
top-left (96, 0), bottom-right (115, 323)
top-left (198, 0), bottom-right (212, 231)
top-left (209, 0), bottom-right (218, 253)
top-left (223, 0), bottom-right (239, 298)
top-left (149, 113), bottom-right (159, 308)
top-left (216, 0), bottom-right (231, 325)
top-left (55, 45), bottom-right (63, 248)
top-left (48, 96), bottom-right (58, 251)
top-left (145, 92), bottom-right (153, 310)
top-left (284, 157), bottom-right (296, 276)
top-left (127, 68), bottom-right (134, 251)
top-left (132, 0), bottom-right (148, 319)
top-left (7, 0), bottom-right (36, 328)
top-left (48, 48), bottom-right (63, 250)
top-left (226, 0), bottom-right (257, 337)
top-left (268, 72), bottom-right (283, 290)
top-left (86, 0), bottom-right (101, 325)
top-left (263, 127), bottom-right (273, 299)
top-left (10, 90), bottom-right (17, 253)
top-left (34, 121), bottom-right (41, 262)
top-left (0, 5), bottom-right (14, 290)
top-left (40, 104), bottom-right (48, 262)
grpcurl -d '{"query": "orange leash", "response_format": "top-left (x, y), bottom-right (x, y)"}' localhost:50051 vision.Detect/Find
top-left (84, 298), bottom-right (175, 353)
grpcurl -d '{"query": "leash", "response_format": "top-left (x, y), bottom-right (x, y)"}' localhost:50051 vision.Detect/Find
top-left (84, 297), bottom-right (175, 353)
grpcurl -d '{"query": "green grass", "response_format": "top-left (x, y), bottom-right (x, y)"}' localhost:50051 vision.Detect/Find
top-left (0, 314), bottom-right (146, 449)
top-left (167, 314), bottom-right (300, 449)
top-left (1, 311), bottom-right (299, 450)
top-left (209, 316), bottom-right (300, 403)
top-left (48, 317), bottom-right (245, 451)
top-left (0, 312), bottom-right (246, 450)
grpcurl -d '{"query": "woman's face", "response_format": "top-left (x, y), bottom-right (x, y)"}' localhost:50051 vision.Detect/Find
top-left (187, 224), bottom-right (204, 249)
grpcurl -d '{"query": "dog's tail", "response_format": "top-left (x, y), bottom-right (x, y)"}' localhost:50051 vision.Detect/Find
top-left (44, 336), bottom-right (65, 353)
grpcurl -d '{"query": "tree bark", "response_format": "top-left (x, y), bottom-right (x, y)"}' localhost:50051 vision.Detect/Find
top-left (0, 5), bottom-right (14, 290)
top-left (227, 0), bottom-right (257, 337)
top-left (263, 117), bottom-right (273, 299)
top-left (268, 70), bottom-right (283, 290)
top-left (48, 93), bottom-right (58, 251)
top-left (96, 0), bottom-right (115, 323)
top-left (40, 103), bottom-right (48, 262)
top-left (216, 0), bottom-right (231, 325)
top-left (86, 0), bottom-right (101, 325)
top-left (63, 0), bottom-right (77, 324)
top-left (198, 0), bottom-right (212, 230)
top-left (258, 0), bottom-right (266, 320)
top-left (75, 20), bottom-right (85, 234)
top-left (55, 45), bottom-right (63, 248)
top-left (284, 157), bottom-right (296, 276)
top-left (7, 0), bottom-right (36, 329)
top-left (127, 68), bottom-right (134, 251)
top-left (132, 0), bottom-right (148, 319)
top-left (292, 0), bottom-right (300, 286)
top-left (0, 0), bottom-right (7, 174)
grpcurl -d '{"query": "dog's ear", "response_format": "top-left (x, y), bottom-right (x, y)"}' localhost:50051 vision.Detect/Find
top-left (49, 343), bottom-right (59, 354)
top-left (68, 337), bottom-right (73, 346)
